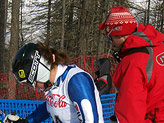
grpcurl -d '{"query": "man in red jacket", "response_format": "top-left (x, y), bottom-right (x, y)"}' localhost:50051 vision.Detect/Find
top-left (99, 6), bottom-right (164, 123)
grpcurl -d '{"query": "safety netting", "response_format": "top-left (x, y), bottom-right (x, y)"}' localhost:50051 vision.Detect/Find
top-left (0, 93), bottom-right (116, 122)
top-left (0, 54), bottom-right (117, 100)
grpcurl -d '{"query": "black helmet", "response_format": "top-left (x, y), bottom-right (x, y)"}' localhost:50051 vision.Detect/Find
top-left (12, 43), bottom-right (50, 88)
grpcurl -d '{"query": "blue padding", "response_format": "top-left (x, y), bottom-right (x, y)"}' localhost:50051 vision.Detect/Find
top-left (0, 93), bottom-right (116, 123)
top-left (0, 99), bottom-right (52, 123)
top-left (100, 93), bottom-right (116, 123)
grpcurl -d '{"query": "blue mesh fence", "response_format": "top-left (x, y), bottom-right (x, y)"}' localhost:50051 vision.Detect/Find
top-left (100, 93), bottom-right (116, 123)
top-left (0, 93), bottom-right (116, 123)
top-left (0, 100), bottom-right (52, 123)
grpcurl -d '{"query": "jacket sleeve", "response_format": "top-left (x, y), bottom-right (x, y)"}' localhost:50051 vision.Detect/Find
top-left (68, 72), bottom-right (101, 123)
top-left (113, 54), bottom-right (148, 123)
top-left (27, 102), bottom-right (50, 123)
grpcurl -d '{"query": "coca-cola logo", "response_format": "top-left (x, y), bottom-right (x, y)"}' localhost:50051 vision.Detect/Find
top-left (45, 94), bottom-right (67, 108)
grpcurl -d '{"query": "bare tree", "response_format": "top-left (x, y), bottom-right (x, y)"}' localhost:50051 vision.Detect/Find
top-left (20, 0), bottom-right (24, 47)
top-left (6, 0), bottom-right (163, 61)
top-left (78, 0), bottom-right (88, 54)
top-left (98, 0), bottom-right (108, 55)
top-left (9, 0), bottom-right (21, 99)
top-left (147, 0), bottom-right (151, 24)
top-left (46, 0), bottom-right (52, 44)
top-left (0, 0), bottom-right (8, 73)
top-left (160, 0), bottom-right (164, 33)
top-left (61, 0), bottom-right (65, 51)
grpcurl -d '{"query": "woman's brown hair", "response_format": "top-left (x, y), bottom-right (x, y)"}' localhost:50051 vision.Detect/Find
top-left (37, 41), bottom-right (70, 69)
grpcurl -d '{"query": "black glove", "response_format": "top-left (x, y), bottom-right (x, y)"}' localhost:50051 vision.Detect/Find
top-left (4, 113), bottom-right (28, 123)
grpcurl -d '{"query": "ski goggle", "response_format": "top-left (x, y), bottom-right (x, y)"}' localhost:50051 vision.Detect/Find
top-left (106, 27), bottom-right (115, 43)
top-left (106, 25), bottom-right (122, 43)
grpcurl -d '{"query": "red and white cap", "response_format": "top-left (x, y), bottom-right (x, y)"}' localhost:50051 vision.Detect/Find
top-left (99, 6), bottom-right (137, 36)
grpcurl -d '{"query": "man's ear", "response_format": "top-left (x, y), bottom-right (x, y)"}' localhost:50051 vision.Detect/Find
top-left (52, 54), bottom-right (55, 62)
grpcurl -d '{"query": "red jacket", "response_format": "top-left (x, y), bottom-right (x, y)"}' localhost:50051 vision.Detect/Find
top-left (113, 23), bottom-right (164, 123)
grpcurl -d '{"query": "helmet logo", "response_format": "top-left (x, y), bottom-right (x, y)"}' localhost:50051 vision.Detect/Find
top-left (28, 51), bottom-right (40, 83)
top-left (18, 69), bottom-right (26, 78)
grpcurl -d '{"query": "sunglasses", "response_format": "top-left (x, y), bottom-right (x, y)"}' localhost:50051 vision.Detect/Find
top-left (106, 25), bottom-right (122, 43)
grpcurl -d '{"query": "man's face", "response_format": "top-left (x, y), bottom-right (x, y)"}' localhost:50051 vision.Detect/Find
top-left (111, 35), bottom-right (127, 51)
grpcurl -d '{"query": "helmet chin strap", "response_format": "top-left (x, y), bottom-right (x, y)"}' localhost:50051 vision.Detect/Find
top-left (44, 80), bottom-right (53, 90)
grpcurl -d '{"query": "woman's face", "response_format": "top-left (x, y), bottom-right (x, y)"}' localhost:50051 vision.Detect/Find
top-left (36, 82), bottom-right (45, 89)
top-left (35, 64), bottom-right (58, 90)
